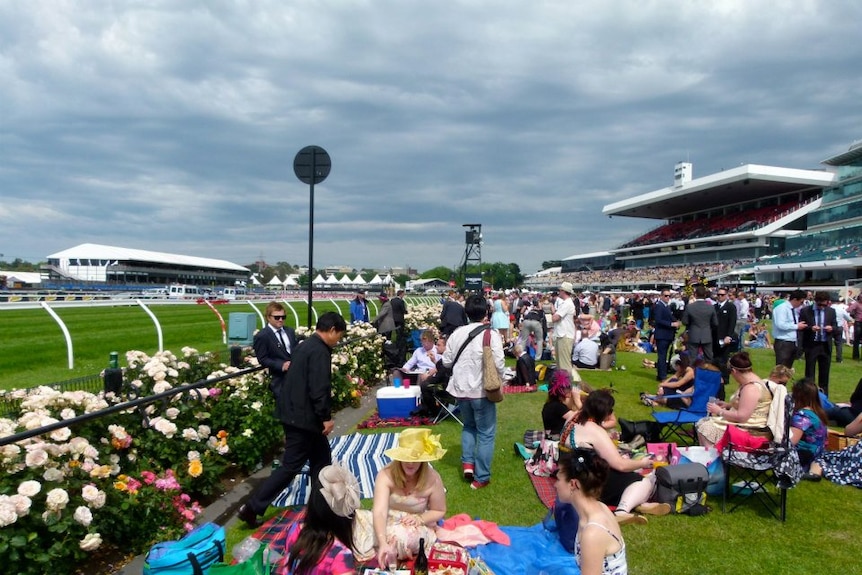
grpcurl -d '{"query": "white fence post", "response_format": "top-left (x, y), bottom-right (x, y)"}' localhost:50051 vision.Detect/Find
top-left (136, 299), bottom-right (164, 352)
top-left (40, 302), bottom-right (74, 369)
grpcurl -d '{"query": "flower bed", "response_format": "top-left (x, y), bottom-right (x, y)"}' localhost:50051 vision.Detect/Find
top-left (0, 325), bottom-right (386, 575)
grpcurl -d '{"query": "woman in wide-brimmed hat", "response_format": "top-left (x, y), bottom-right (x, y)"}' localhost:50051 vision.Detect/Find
top-left (353, 428), bottom-right (447, 567)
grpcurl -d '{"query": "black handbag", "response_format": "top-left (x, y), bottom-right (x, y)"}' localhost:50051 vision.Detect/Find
top-left (618, 418), bottom-right (663, 443)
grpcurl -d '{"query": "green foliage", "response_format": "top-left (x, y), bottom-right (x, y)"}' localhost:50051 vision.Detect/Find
top-left (421, 266), bottom-right (455, 281)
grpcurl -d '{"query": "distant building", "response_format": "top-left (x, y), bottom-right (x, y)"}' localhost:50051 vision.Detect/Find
top-left (43, 243), bottom-right (250, 288)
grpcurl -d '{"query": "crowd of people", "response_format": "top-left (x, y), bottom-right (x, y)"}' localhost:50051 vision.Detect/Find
top-left (230, 284), bottom-right (862, 575)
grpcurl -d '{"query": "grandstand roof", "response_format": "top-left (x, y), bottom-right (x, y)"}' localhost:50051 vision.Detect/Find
top-left (822, 140), bottom-right (862, 166)
top-left (48, 243), bottom-right (249, 272)
top-left (602, 164), bottom-right (834, 220)
top-left (562, 251), bottom-right (612, 261)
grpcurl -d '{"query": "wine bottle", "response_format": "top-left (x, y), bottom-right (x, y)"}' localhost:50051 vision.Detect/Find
top-left (412, 537), bottom-right (428, 575)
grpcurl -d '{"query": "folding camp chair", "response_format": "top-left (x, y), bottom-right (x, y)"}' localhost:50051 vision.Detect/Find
top-left (430, 386), bottom-right (463, 426)
top-left (721, 391), bottom-right (801, 521)
top-left (651, 367), bottom-right (722, 445)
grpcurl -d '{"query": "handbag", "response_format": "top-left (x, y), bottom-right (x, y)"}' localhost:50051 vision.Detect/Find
top-left (525, 437), bottom-right (559, 477)
top-left (208, 540), bottom-right (271, 575)
top-left (482, 329), bottom-right (503, 398)
top-left (143, 522), bottom-right (226, 575)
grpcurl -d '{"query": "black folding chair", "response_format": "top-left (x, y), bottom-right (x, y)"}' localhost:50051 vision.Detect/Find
top-left (721, 392), bottom-right (801, 521)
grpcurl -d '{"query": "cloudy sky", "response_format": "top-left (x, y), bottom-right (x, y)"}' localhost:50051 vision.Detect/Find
top-left (2, 1), bottom-right (861, 275)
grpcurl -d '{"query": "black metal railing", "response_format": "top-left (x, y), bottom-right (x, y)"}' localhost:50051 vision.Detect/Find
top-left (0, 365), bottom-right (265, 447)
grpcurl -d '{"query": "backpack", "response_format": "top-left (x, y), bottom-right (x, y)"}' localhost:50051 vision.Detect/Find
top-left (655, 463), bottom-right (710, 515)
top-left (143, 522), bottom-right (226, 575)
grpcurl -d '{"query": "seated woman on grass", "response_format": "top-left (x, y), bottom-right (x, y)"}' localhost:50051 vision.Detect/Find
top-left (281, 464), bottom-right (360, 575)
top-left (808, 409), bottom-right (862, 486)
top-left (560, 390), bottom-right (669, 525)
top-left (543, 370), bottom-right (583, 439)
top-left (556, 448), bottom-right (628, 575)
top-left (788, 378), bottom-right (828, 476)
top-left (641, 353), bottom-right (694, 408)
top-left (743, 323), bottom-right (772, 349)
top-left (353, 429), bottom-right (447, 567)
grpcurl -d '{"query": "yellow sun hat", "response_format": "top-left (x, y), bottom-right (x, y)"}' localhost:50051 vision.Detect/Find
top-left (384, 428), bottom-right (447, 462)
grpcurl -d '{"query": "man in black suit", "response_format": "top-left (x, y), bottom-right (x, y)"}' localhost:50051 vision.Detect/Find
top-left (390, 289), bottom-right (408, 362)
top-left (253, 301), bottom-right (298, 401)
top-left (652, 290), bottom-right (680, 381)
top-left (713, 287), bottom-right (738, 363)
top-left (238, 311), bottom-right (347, 527)
top-left (799, 291), bottom-right (839, 395)
top-left (440, 290), bottom-right (468, 337)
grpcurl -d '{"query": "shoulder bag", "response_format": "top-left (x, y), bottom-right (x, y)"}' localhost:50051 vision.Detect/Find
top-left (482, 329), bottom-right (504, 402)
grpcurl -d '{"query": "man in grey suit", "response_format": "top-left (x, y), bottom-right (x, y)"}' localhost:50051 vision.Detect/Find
top-left (682, 284), bottom-right (718, 362)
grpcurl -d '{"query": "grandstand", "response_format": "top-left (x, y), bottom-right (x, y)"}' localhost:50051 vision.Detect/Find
top-left (41, 243), bottom-right (250, 290)
top-left (603, 163), bottom-right (833, 270)
top-left (525, 142), bottom-right (862, 292)
top-left (753, 140), bottom-right (862, 287)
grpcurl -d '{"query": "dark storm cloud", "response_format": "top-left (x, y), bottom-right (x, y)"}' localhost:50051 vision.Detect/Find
top-left (1, 1), bottom-right (860, 272)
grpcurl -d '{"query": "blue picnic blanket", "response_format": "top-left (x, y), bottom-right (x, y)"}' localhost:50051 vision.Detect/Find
top-left (472, 522), bottom-right (578, 575)
top-left (272, 432), bottom-right (399, 507)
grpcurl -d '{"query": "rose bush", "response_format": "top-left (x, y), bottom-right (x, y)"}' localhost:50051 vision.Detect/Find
top-left (0, 337), bottom-right (384, 574)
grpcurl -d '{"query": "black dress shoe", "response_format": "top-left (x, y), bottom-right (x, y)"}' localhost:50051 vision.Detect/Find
top-left (802, 473), bottom-right (822, 482)
top-left (237, 504), bottom-right (261, 528)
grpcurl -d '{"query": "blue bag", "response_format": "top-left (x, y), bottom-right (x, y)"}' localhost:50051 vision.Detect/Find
top-left (542, 496), bottom-right (580, 554)
top-left (143, 522), bottom-right (226, 575)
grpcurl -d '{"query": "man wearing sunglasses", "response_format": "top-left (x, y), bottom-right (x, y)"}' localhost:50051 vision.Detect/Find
top-left (254, 301), bottom-right (298, 401)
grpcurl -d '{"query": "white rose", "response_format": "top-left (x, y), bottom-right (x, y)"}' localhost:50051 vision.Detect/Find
top-left (187, 450), bottom-right (201, 461)
top-left (45, 488), bottom-right (69, 511)
top-left (25, 449), bottom-right (49, 468)
top-left (79, 533), bottom-right (102, 551)
top-left (18, 480), bottom-right (42, 497)
top-left (165, 407), bottom-right (180, 420)
top-left (10, 494), bottom-right (31, 517)
top-left (43, 467), bottom-right (65, 482)
top-left (182, 428), bottom-right (200, 442)
top-left (81, 485), bottom-right (106, 509)
top-left (60, 408), bottom-right (77, 420)
top-left (50, 427), bottom-right (72, 442)
top-left (0, 499), bottom-right (18, 527)
top-left (73, 506), bottom-right (93, 527)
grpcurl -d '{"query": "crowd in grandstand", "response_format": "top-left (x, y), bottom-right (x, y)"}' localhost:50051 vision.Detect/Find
top-left (524, 262), bottom-right (747, 290)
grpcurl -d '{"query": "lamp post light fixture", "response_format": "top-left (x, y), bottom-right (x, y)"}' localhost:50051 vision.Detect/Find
top-left (293, 145), bottom-right (332, 328)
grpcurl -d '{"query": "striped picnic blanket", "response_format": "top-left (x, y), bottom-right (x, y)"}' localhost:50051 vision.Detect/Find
top-left (271, 432), bottom-right (399, 507)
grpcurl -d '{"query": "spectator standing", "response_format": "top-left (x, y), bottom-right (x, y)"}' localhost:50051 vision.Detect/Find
top-left (799, 291), bottom-right (838, 395)
top-left (652, 290), bottom-right (679, 381)
top-left (238, 312), bottom-right (347, 527)
top-left (734, 291), bottom-right (750, 343)
top-left (519, 297), bottom-right (545, 360)
top-left (350, 290), bottom-right (369, 323)
top-left (440, 290), bottom-right (468, 337)
top-left (832, 295), bottom-right (852, 363)
top-left (772, 289), bottom-right (808, 369)
top-left (849, 294), bottom-right (862, 359)
top-left (391, 289), bottom-right (408, 361)
top-left (681, 284), bottom-right (718, 362)
top-left (254, 301), bottom-right (298, 402)
top-left (713, 287), bottom-right (738, 387)
top-left (373, 291), bottom-right (396, 340)
top-left (443, 295), bottom-right (505, 490)
top-left (553, 282), bottom-right (577, 374)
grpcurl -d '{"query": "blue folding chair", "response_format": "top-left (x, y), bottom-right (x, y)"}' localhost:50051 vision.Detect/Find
top-left (651, 367), bottom-right (722, 444)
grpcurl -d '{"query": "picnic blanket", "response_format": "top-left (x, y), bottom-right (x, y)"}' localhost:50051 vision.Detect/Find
top-left (528, 473), bottom-right (557, 509)
top-left (357, 411), bottom-right (435, 429)
top-left (272, 432), bottom-right (399, 507)
top-left (471, 523), bottom-right (577, 575)
top-left (254, 508), bottom-right (574, 575)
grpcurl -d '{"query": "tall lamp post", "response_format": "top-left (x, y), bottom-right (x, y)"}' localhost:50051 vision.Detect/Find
top-left (293, 145), bottom-right (332, 329)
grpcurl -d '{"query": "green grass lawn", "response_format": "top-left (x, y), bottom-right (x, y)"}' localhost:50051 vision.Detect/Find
top-left (0, 300), bottom-right (352, 390)
top-left (228, 348), bottom-right (862, 575)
